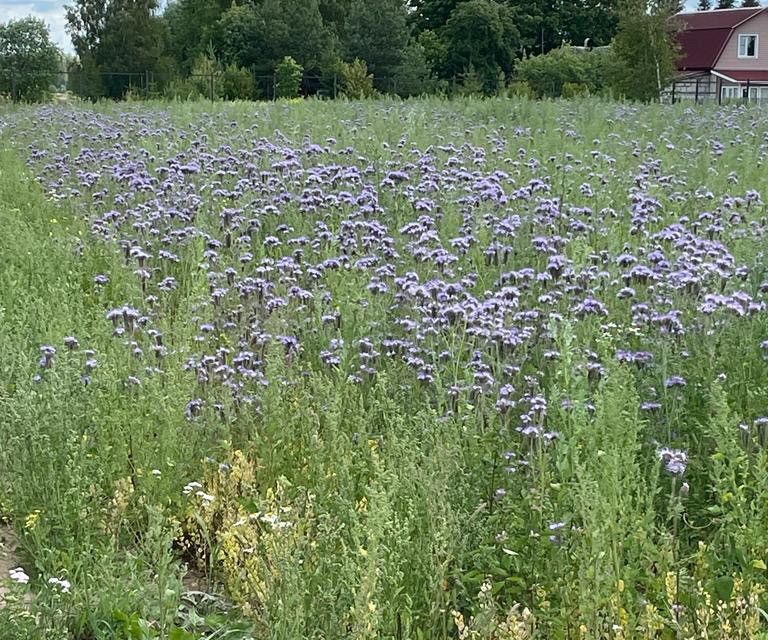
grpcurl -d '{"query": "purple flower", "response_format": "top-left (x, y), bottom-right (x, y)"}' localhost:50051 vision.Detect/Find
top-left (39, 345), bottom-right (56, 369)
top-left (185, 398), bottom-right (204, 420)
top-left (665, 376), bottom-right (687, 389)
top-left (657, 447), bottom-right (688, 476)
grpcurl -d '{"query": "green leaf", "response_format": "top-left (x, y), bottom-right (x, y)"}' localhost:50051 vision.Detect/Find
top-left (714, 576), bottom-right (734, 601)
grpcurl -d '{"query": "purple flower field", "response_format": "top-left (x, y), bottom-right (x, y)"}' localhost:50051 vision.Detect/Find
top-left (1, 99), bottom-right (768, 637)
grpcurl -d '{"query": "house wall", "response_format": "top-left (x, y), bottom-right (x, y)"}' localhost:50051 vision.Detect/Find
top-left (716, 10), bottom-right (768, 71)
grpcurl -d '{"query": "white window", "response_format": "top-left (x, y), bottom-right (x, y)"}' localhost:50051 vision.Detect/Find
top-left (739, 34), bottom-right (758, 58)
top-left (749, 86), bottom-right (768, 104)
top-left (722, 85), bottom-right (742, 101)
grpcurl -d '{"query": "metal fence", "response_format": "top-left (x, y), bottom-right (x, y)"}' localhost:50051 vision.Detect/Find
top-left (0, 68), bottom-right (402, 102)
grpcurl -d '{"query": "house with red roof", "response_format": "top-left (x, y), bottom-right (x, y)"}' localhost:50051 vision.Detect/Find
top-left (670, 6), bottom-right (768, 103)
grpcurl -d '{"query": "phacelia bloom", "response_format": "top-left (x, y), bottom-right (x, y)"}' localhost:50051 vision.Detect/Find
top-left (186, 398), bottom-right (204, 420)
top-left (320, 351), bottom-right (341, 367)
top-left (39, 345), bottom-right (56, 369)
top-left (572, 296), bottom-right (608, 317)
top-left (657, 447), bottom-right (688, 476)
top-left (664, 375), bottom-right (687, 388)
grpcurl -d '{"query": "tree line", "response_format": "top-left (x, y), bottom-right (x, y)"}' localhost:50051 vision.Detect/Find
top-left (0, 0), bottom-right (761, 102)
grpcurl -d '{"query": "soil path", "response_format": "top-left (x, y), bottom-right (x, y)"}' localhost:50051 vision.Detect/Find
top-left (0, 525), bottom-right (21, 607)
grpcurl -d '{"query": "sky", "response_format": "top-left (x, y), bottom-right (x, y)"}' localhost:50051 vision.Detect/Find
top-left (0, 0), bottom-right (731, 57)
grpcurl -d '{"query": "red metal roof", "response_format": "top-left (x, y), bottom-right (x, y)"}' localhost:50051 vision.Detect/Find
top-left (677, 29), bottom-right (732, 69)
top-left (676, 7), bottom-right (764, 30)
top-left (719, 70), bottom-right (768, 82)
top-left (674, 8), bottom-right (767, 71)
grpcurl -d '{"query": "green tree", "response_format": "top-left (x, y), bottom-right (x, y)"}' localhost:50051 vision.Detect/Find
top-left (416, 28), bottom-right (448, 76)
top-left (163, 0), bottom-right (230, 73)
top-left (412, 0), bottom-right (620, 55)
top-left (254, 0), bottom-right (332, 72)
top-left (96, 0), bottom-right (170, 97)
top-left (65, 0), bottom-right (107, 61)
top-left (442, 0), bottom-right (519, 93)
top-left (611, 0), bottom-right (680, 101)
top-left (554, 0), bottom-right (620, 49)
top-left (504, 0), bottom-right (557, 54)
top-left (393, 41), bottom-right (439, 96)
top-left (213, 5), bottom-right (260, 69)
top-left (697, 0), bottom-right (711, 8)
top-left (318, 0), bottom-right (352, 36)
top-left (410, 0), bottom-right (462, 30)
top-left (66, 0), bottom-right (171, 98)
top-left (214, 0), bottom-right (332, 76)
top-left (340, 57), bottom-right (377, 97)
top-left (274, 55), bottom-right (303, 98)
top-left (741, 0), bottom-right (759, 7)
top-left (343, 0), bottom-right (411, 79)
top-left (0, 17), bottom-right (61, 101)
top-left (716, 0), bottom-right (736, 7)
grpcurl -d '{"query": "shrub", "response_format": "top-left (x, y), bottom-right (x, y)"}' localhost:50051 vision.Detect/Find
top-left (274, 55), bottom-right (303, 99)
top-left (163, 77), bottom-right (201, 101)
top-left (457, 63), bottom-right (485, 96)
top-left (515, 46), bottom-right (615, 98)
top-left (507, 80), bottom-right (534, 99)
top-left (221, 63), bottom-right (257, 100)
top-left (340, 58), bottom-right (376, 99)
top-left (562, 82), bottom-right (589, 98)
top-left (188, 53), bottom-right (221, 99)
top-left (66, 55), bottom-right (105, 101)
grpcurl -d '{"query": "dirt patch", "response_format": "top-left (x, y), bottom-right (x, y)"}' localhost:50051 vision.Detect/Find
top-left (0, 525), bottom-right (22, 607)
top-left (181, 566), bottom-right (210, 594)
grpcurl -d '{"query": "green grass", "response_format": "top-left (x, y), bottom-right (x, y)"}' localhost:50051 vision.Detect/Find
top-left (1, 97), bottom-right (768, 638)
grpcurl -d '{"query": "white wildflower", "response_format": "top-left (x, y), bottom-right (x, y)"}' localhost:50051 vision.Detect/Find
top-left (48, 577), bottom-right (71, 593)
top-left (9, 568), bottom-right (29, 584)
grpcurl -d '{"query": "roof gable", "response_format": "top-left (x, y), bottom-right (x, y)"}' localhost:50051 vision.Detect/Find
top-left (674, 7), bottom-right (767, 71)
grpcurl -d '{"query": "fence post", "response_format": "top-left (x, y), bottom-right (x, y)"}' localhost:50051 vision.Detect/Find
top-left (209, 73), bottom-right (215, 102)
top-left (671, 81), bottom-right (676, 104)
top-left (694, 78), bottom-right (699, 104)
top-left (272, 74), bottom-right (277, 100)
top-left (333, 73), bottom-right (337, 99)
top-left (11, 74), bottom-right (16, 102)
top-left (746, 80), bottom-right (751, 104)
